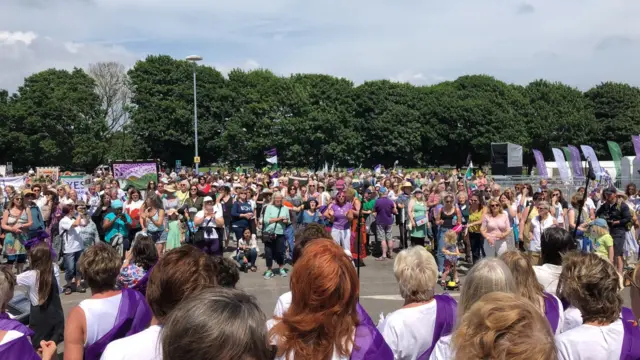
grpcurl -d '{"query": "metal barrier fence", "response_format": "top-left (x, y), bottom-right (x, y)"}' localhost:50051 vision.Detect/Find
top-left (488, 176), bottom-right (590, 197)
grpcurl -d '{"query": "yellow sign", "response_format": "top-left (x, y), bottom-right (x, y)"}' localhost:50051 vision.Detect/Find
top-left (193, 156), bottom-right (201, 164)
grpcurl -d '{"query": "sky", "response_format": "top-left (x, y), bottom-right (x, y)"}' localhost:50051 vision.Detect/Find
top-left (1, 0), bottom-right (640, 92)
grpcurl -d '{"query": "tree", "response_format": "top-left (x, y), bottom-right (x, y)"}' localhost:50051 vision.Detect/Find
top-left (9, 68), bottom-right (106, 170)
top-left (89, 62), bottom-right (131, 134)
top-left (585, 82), bottom-right (640, 156)
top-left (127, 55), bottom-right (226, 165)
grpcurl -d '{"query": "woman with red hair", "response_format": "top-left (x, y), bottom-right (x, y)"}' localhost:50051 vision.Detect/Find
top-left (269, 239), bottom-right (392, 359)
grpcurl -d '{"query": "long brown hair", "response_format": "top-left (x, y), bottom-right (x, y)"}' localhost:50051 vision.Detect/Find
top-left (29, 242), bottom-right (53, 305)
top-left (499, 251), bottom-right (544, 311)
top-left (270, 239), bottom-right (359, 360)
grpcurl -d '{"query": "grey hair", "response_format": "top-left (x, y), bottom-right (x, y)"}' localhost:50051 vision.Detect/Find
top-left (0, 267), bottom-right (16, 311)
top-left (161, 287), bottom-right (272, 360)
top-left (393, 246), bottom-right (438, 303)
top-left (458, 258), bottom-right (516, 321)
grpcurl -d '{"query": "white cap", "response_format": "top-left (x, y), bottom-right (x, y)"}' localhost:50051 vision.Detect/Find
top-left (203, 196), bottom-right (214, 202)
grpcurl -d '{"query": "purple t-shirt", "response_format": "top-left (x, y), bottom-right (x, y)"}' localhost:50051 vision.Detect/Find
top-left (374, 197), bottom-right (395, 226)
top-left (331, 203), bottom-right (353, 230)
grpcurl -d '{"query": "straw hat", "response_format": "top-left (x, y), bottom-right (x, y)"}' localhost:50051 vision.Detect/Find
top-left (164, 184), bottom-right (177, 193)
top-left (402, 181), bottom-right (413, 189)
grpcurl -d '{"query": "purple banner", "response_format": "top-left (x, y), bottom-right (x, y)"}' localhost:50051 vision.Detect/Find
top-left (633, 136), bottom-right (640, 158)
top-left (532, 149), bottom-right (548, 178)
top-left (111, 162), bottom-right (158, 190)
top-left (567, 145), bottom-right (583, 177)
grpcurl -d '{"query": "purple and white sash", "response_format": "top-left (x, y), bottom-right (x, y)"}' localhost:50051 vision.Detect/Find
top-left (84, 289), bottom-right (153, 360)
top-left (0, 312), bottom-right (40, 360)
top-left (350, 304), bottom-right (394, 360)
top-left (131, 265), bottom-right (155, 296)
top-left (620, 307), bottom-right (640, 360)
top-left (417, 294), bottom-right (457, 360)
top-left (543, 292), bottom-right (560, 334)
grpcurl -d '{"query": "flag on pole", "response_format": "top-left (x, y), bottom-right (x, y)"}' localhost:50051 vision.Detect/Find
top-left (465, 161), bottom-right (474, 179)
top-left (264, 148), bottom-right (278, 167)
top-left (374, 164), bottom-right (382, 174)
top-left (607, 141), bottom-right (623, 177)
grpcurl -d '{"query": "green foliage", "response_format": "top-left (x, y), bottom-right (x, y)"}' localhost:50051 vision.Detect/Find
top-left (1, 55), bottom-right (640, 172)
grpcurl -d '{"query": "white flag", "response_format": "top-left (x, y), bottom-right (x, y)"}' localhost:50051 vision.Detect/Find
top-left (266, 155), bottom-right (278, 164)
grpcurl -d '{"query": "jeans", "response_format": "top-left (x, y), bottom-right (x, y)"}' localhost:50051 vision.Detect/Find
top-left (236, 248), bottom-right (258, 267)
top-left (264, 235), bottom-right (286, 269)
top-left (284, 225), bottom-right (295, 261)
top-left (470, 232), bottom-right (485, 264)
top-left (436, 228), bottom-right (447, 273)
top-left (64, 250), bottom-right (83, 282)
top-left (331, 228), bottom-right (351, 253)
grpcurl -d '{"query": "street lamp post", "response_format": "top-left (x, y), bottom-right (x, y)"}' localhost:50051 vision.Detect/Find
top-left (186, 55), bottom-right (203, 173)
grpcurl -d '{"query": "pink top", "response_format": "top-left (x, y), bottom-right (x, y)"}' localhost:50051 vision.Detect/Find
top-left (482, 213), bottom-right (510, 241)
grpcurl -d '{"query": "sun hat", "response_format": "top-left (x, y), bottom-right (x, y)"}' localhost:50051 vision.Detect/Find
top-left (379, 186), bottom-right (388, 194)
top-left (591, 218), bottom-right (608, 228)
top-left (402, 181), bottom-right (413, 189)
top-left (164, 184), bottom-right (177, 193)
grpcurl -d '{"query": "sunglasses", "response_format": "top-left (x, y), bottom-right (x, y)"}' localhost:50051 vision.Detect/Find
top-left (445, 200), bottom-right (452, 204)
top-left (552, 193), bottom-right (560, 196)
top-left (490, 204), bottom-right (500, 208)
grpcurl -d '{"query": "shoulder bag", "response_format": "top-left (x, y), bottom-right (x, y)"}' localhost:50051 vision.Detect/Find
top-left (261, 206), bottom-right (283, 244)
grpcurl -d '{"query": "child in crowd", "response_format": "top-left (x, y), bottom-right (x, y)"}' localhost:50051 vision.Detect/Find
top-left (236, 228), bottom-right (258, 272)
top-left (165, 209), bottom-right (182, 251)
top-left (441, 230), bottom-right (460, 286)
top-left (583, 218), bottom-right (614, 263)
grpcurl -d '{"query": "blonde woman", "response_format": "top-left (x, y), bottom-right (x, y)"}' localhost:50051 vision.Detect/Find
top-left (452, 292), bottom-right (557, 360)
top-left (556, 252), bottom-right (637, 359)
top-left (528, 201), bottom-right (557, 265)
top-left (430, 258), bottom-right (517, 360)
top-left (378, 246), bottom-right (456, 360)
top-left (480, 199), bottom-right (511, 258)
top-left (500, 251), bottom-right (564, 334)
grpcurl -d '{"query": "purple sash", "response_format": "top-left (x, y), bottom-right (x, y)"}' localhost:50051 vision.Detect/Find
top-left (350, 304), bottom-right (394, 360)
top-left (0, 312), bottom-right (39, 360)
top-left (0, 334), bottom-right (41, 360)
top-left (0, 312), bottom-right (34, 337)
top-left (620, 307), bottom-right (640, 360)
top-left (417, 294), bottom-right (458, 360)
top-left (83, 289), bottom-right (153, 360)
top-left (543, 292), bottom-right (560, 334)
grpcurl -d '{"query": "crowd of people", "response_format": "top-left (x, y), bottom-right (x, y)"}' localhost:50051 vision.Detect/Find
top-left (0, 167), bottom-right (640, 359)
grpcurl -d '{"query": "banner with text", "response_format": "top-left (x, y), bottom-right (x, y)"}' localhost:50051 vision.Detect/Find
top-left (532, 149), bottom-right (548, 178)
top-left (580, 145), bottom-right (602, 176)
top-left (552, 148), bottom-right (570, 181)
top-left (112, 162), bottom-right (158, 190)
top-left (36, 167), bottom-right (60, 181)
top-left (0, 176), bottom-right (27, 192)
top-left (567, 145), bottom-right (583, 178)
top-left (60, 175), bottom-right (89, 200)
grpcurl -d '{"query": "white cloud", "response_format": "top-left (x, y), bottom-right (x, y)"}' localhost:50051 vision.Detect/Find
top-left (1, 0), bottom-right (639, 90)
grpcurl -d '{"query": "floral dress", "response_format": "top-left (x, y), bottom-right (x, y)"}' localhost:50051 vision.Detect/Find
top-left (117, 263), bottom-right (147, 289)
top-left (3, 210), bottom-right (28, 258)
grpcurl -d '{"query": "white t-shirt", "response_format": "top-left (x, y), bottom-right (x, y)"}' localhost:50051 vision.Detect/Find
top-left (101, 325), bottom-right (162, 360)
top-left (78, 293), bottom-right (123, 346)
top-left (378, 301), bottom-right (437, 360)
top-left (556, 319), bottom-right (623, 360)
top-left (563, 306), bottom-right (584, 333)
top-left (59, 216), bottom-right (84, 253)
top-left (16, 266), bottom-right (62, 306)
top-left (428, 334), bottom-right (452, 360)
top-left (534, 263), bottom-right (562, 296)
top-left (268, 320), bottom-right (353, 360)
top-left (274, 291), bottom-right (292, 318)
top-left (585, 198), bottom-right (596, 213)
top-left (195, 205), bottom-right (223, 240)
top-left (529, 215), bottom-right (555, 252)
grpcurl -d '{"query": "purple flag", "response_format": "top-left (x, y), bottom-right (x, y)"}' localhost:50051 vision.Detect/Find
top-left (567, 145), bottom-right (584, 177)
top-left (532, 149), bottom-right (548, 178)
top-left (633, 136), bottom-right (640, 158)
top-left (264, 148), bottom-right (277, 157)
